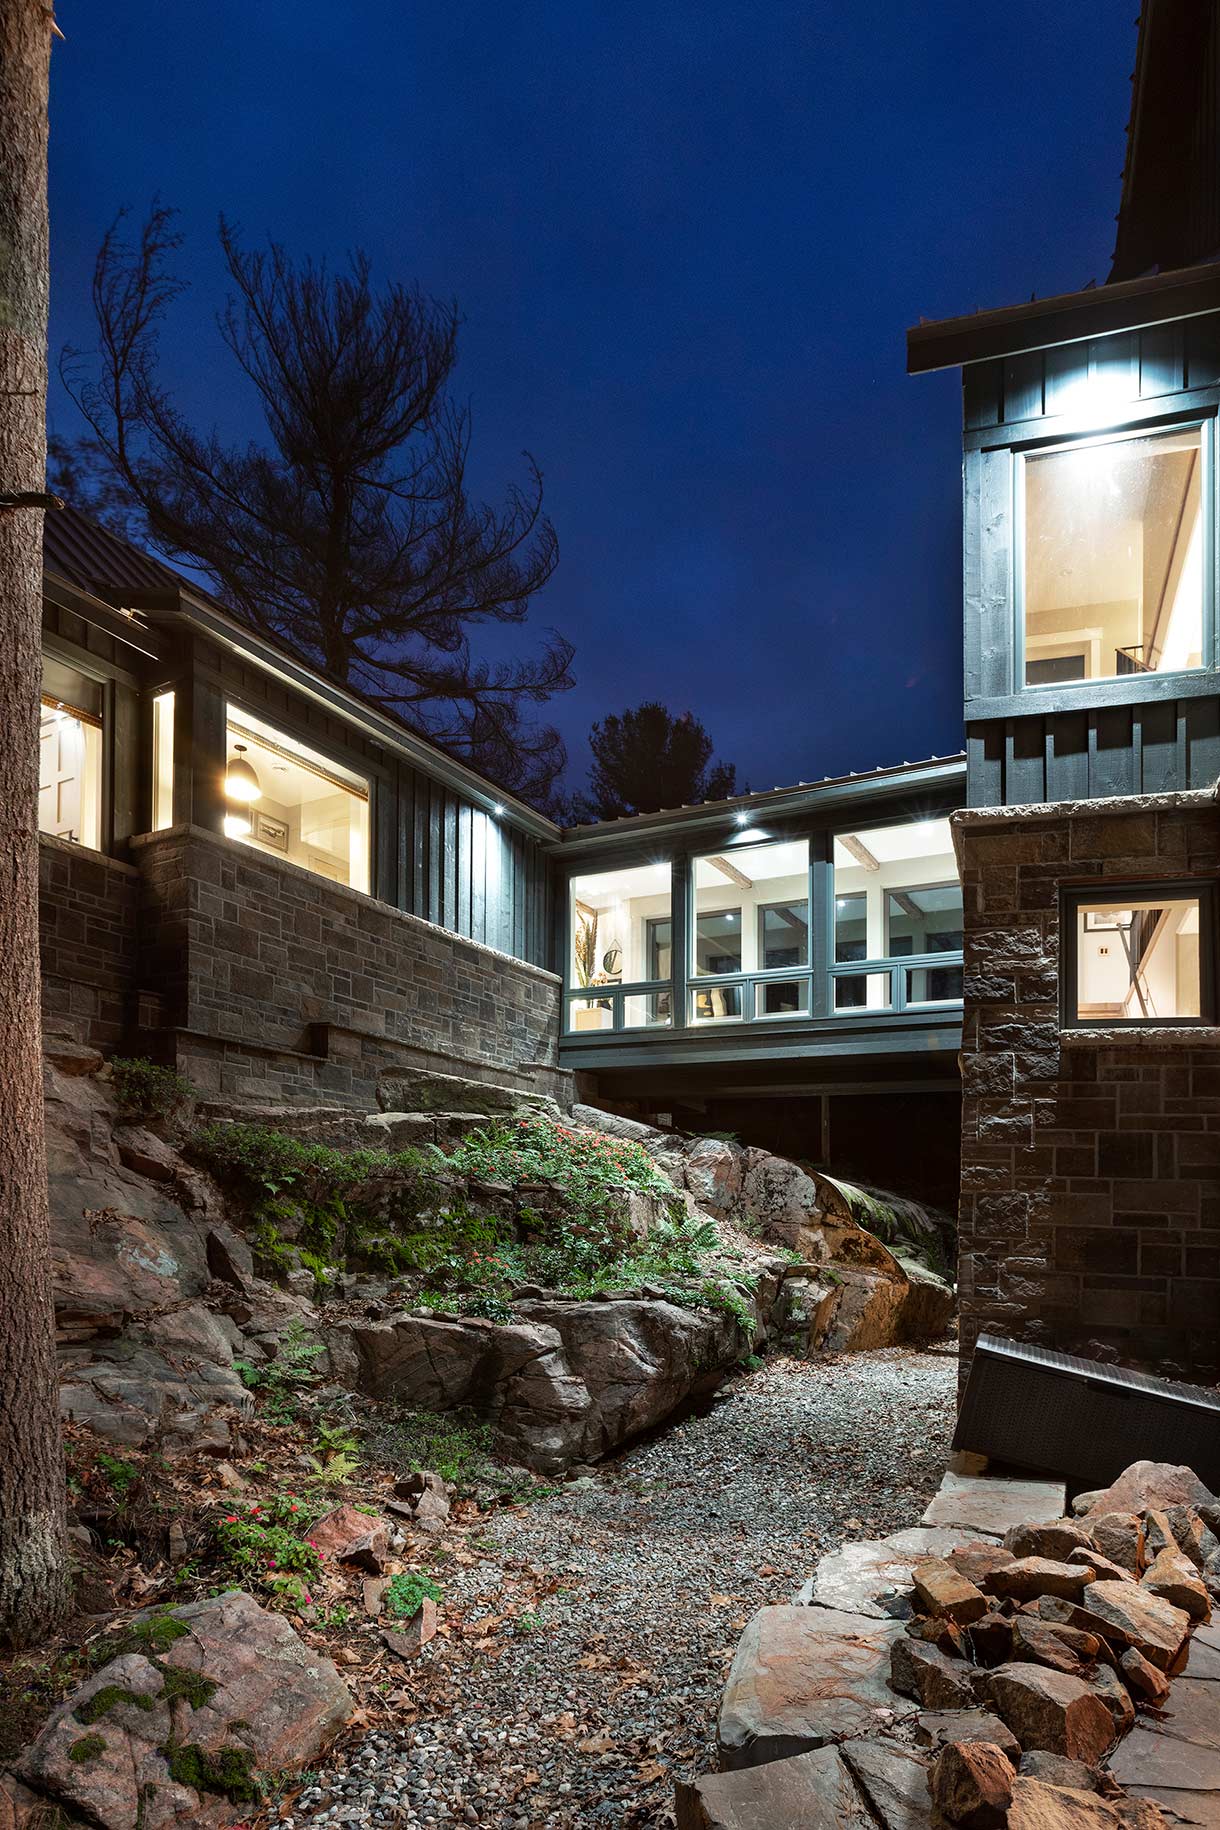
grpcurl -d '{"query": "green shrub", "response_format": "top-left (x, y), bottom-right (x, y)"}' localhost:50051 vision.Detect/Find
top-left (384, 1571), bottom-right (442, 1618)
top-left (109, 1057), bottom-right (195, 1122)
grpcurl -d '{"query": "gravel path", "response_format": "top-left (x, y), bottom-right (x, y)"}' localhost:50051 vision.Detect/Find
top-left (275, 1348), bottom-right (956, 1829)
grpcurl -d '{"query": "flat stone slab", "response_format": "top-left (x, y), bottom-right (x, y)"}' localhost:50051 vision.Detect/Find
top-left (675, 1743), bottom-right (873, 1828)
top-left (1138, 1678), bottom-right (1220, 1753)
top-left (1126, 1785), bottom-right (1220, 1826)
top-left (920, 1472), bottom-right (1068, 1540)
top-left (718, 1605), bottom-right (914, 1771)
top-left (794, 1528), bottom-right (997, 1614)
top-left (1183, 1622), bottom-right (1220, 1684)
top-left (1109, 1724), bottom-right (1220, 1793)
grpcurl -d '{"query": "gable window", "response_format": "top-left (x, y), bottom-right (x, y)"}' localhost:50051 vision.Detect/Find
top-left (224, 707), bottom-right (370, 893)
top-left (831, 819), bottom-right (963, 1011)
top-left (1063, 884), bottom-right (1215, 1027)
top-left (1023, 425), bottom-right (1205, 687)
top-left (40, 656), bottom-right (103, 851)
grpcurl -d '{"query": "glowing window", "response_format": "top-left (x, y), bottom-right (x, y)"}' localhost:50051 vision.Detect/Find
top-left (1024, 427), bottom-right (1205, 686)
top-left (39, 657), bottom-right (103, 851)
top-left (223, 708), bottom-right (370, 894)
top-left (1065, 886), bottom-right (1213, 1026)
top-left (152, 691), bottom-right (175, 830)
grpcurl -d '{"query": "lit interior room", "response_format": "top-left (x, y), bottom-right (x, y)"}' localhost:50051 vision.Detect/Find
top-left (1024, 425), bottom-right (1204, 685)
top-left (691, 838), bottom-right (809, 1020)
top-left (223, 707), bottom-right (370, 893)
top-left (1072, 894), bottom-right (1202, 1022)
top-left (39, 656), bottom-right (102, 851)
top-left (569, 861), bottom-right (672, 1029)
top-left (833, 817), bottom-right (962, 1010)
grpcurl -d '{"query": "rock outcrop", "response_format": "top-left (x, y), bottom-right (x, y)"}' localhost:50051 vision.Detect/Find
top-left (8, 1591), bottom-right (351, 1828)
top-left (43, 1052), bottom-right (953, 1474)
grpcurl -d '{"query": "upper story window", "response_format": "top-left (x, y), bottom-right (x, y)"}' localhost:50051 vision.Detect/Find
top-left (1023, 425), bottom-right (1205, 687)
top-left (832, 818), bottom-right (962, 1012)
top-left (1063, 884), bottom-right (1214, 1026)
top-left (40, 656), bottom-right (103, 851)
top-left (568, 861), bottom-right (672, 1031)
top-left (224, 707), bottom-right (370, 893)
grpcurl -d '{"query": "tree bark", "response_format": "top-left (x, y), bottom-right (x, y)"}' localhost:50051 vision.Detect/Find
top-left (0, 0), bottom-right (70, 1645)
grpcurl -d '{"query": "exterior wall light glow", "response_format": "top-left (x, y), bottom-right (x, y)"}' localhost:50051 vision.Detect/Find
top-left (492, 803), bottom-right (504, 816)
top-left (225, 744), bottom-right (261, 803)
top-left (735, 811), bottom-right (751, 825)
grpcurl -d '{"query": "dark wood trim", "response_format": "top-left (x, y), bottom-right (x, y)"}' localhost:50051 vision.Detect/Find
top-left (908, 264), bottom-right (1220, 376)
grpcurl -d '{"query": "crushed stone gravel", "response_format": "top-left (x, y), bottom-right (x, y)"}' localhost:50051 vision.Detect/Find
top-left (269, 1347), bottom-right (956, 1828)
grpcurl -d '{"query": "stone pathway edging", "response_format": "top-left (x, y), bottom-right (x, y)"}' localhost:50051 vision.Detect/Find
top-left (680, 1459), bottom-right (1220, 1829)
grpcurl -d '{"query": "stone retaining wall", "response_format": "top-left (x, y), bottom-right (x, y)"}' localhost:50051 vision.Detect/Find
top-left (955, 791), bottom-right (1220, 1384)
top-left (38, 826), bottom-right (570, 1108)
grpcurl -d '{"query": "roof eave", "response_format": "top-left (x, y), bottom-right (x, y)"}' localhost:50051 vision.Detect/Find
top-left (907, 261), bottom-right (1220, 375)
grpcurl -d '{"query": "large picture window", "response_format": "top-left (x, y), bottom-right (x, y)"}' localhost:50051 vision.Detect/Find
top-left (568, 862), bottom-right (672, 1031)
top-left (39, 656), bottom-right (103, 851)
top-left (224, 708), bottom-right (370, 893)
top-left (691, 838), bottom-right (809, 1023)
top-left (1064, 885), bottom-right (1213, 1026)
top-left (832, 819), bottom-right (962, 1011)
top-left (1023, 425), bottom-right (1205, 687)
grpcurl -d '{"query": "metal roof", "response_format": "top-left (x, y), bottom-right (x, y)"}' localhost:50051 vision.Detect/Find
top-left (555, 753), bottom-right (966, 850)
top-left (42, 504), bottom-right (182, 598)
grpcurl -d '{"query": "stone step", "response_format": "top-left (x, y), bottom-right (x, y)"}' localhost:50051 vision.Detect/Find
top-left (921, 1469), bottom-right (1067, 1539)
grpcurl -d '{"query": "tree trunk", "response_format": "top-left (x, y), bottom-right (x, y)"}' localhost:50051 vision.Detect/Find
top-left (0, 0), bottom-right (70, 1646)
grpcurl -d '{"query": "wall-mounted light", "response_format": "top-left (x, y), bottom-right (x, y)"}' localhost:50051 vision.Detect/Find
top-left (223, 810), bottom-right (252, 839)
top-left (492, 803), bottom-right (504, 816)
top-left (225, 743), bottom-right (262, 804)
top-left (735, 810), bottom-right (751, 826)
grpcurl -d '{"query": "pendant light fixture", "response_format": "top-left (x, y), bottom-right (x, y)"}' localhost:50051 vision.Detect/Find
top-left (225, 742), bottom-right (262, 804)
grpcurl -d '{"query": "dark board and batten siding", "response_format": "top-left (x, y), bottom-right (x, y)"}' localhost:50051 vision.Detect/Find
top-left (962, 317), bottom-right (1220, 808)
top-left (200, 640), bottom-right (555, 971)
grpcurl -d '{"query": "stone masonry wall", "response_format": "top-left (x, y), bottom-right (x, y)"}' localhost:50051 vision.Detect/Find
top-left (38, 835), bottom-right (141, 1051)
top-left (132, 826), bottom-right (568, 1108)
top-left (955, 789), bottom-right (1220, 1384)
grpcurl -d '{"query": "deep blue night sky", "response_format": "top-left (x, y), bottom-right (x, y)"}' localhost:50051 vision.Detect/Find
top-left (48, 3), bottom-right (1135, 799)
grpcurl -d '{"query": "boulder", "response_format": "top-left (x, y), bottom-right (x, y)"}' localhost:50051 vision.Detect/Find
top-left (840, 1737), bottom-right (936, 1828)
top-left (890, 1634), bottom-right (975, 1710)
top-left (916, 1710), bottom-right (1021, 1763)
top-left (377, 1065), bottom-right (552, 1117)
top-left (1165, 1504), bottom-right (1220, 1571)
top-left (950, 1544), bottom-right (1017, 1589)
top-left (1118, 1645), bottom-right (1170, 1704)
top-left (675, 1744), bottom-right (874, 1829)
top-left (1089, 1666), bottom-right (1135, 1736)
top-left (929, 1739), bottom-right (1015, 1828)
top-left (682, 1137), bottom-right (746, 1218)
top-left (14, 1591), bottom-right (351, 1829)
top-left (1008, 1777), bottom-right (1170, 1828)
top-left (1083, 1464), bottom-right (1216, 1520)
top-left (1087, 1515), bottom-right (1146, 1577)
top-left (1069, 1547), bottom-right (1136, 1586)
top-left (1142, 1546), bottom-right (1210, 1622)
top-left (718, 1606), bottom-right (912, 1770)
top-left (1010, 1620), bottom-right (1097, 1677)
top-left (987, 1559), bottom-right (1098, 1605)
top-left (1006, 1521), bottom-right (1094, 1562)
top-left (912, 1560), bottom-right (990, 1625)
top-left (802, 1537), bottom-right (924, 1620)
top-left (738, 1150), bottom-right (826, 1252)
top-left (983, 1663), bottom-right (1116, 1763)
top-left (1049, 1579), bottom-right (1191, 1671)
top-left (308, 1504), bottom-right (390, 1571)
top-left (1018, 1752), bottom-right (1100, 1791)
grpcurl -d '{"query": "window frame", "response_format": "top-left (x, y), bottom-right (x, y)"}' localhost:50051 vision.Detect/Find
top-left (1060, 878), bottom-right (1218, 1030)
top-left (828, 824), bottom-right (964, 1017)
top-left (686, 836), bottom-right (815, 1027)
top-left (39, 639), bottom-right (116, 855)
top-left (1015, 414), bottom-right (1215, 701)
top-left (223, 697), bottom-right (374, 895)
